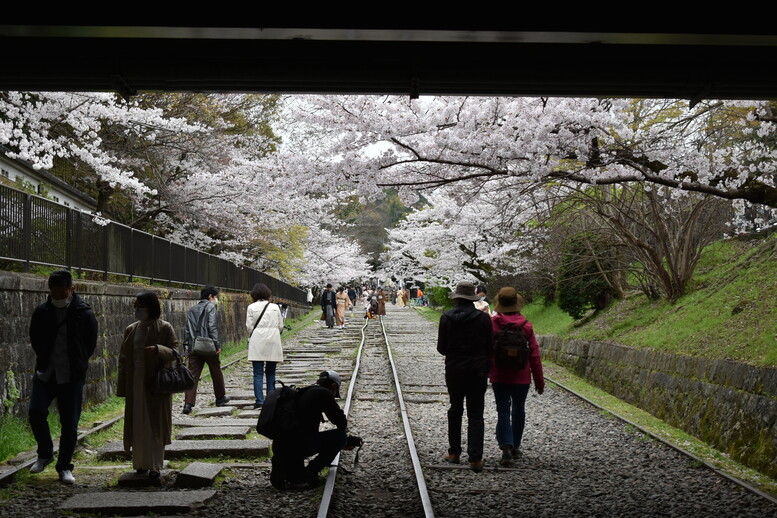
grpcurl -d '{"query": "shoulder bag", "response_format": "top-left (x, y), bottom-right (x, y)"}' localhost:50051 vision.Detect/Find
top-left (152, 349), bottom-right (195, 394)
top-left (192, 304), bottom-right (218, 357)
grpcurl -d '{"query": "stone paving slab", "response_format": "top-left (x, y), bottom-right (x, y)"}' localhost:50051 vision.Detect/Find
top-left (193, 406), bottom-right (234, 417)
top-left (60, 490), bottom-right (217, 515)
top-left (225, 390), bottom-right (255, 398)
top-left (175, 462), bottom-right (224, 488)
top-left (221, 399), bottom-right (255, 407)
top-left (173, 417), bottom-right (259, 428)
top-left (176, 426), bottom-right (250, 440)
top-left (98, 439), bottom-right (269, 460)
top-left (236, 409), bottom-right (261, 419)
top-left (117, 470), bottom-right (167, 487)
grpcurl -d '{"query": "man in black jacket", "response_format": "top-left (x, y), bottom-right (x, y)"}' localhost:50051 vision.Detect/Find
top-left (28, 270), bottom-right (98, 485)
top-left (437, 281), bottom-right (493, 472)
top-left (270, 371), bottom-right (348, 489)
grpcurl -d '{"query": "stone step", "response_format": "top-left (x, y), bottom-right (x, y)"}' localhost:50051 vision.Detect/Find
top-left (176, 426), bottom-right (251, 440)
top-left (117, 470), bottom-right (168, 487)
top-left (97, 439), bottom-right (269, 461)
top-left (174, 417), bottom-right (258, 428)
top-left (60, 490), bottom-right (217, 515)
top-left (221, 399), bottom-right (255, 407)
top-left (176, 462), bottom-right (224, 488)
top-left (193, 407), bottom-right (234, 417)
top-left (226, 390), bottom-right (255, 398)
top-left (236, 409), bottom-right (261, 419)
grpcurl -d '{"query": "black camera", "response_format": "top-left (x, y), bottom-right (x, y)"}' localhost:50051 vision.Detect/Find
top-left (345, 435), bottom-right (364, 449)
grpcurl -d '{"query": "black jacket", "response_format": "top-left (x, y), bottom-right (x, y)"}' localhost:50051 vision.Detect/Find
top-left (437, 301), bottom-right (493, 377)
top-left (184, 300), bottom-right (219, 350)
top-left (29, 292), bottom-right (98, 382)
top-left (294, 385), bottom-right (347, 439)
top-left (321, 290), bottom-right (337, 310)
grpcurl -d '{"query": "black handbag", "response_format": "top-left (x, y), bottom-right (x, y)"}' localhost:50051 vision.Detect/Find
top-left (152, 349), bottom-right (195, 394)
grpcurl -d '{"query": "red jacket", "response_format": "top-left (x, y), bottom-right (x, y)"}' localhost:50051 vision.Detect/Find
top-left (489, 313), bottom-right (544, 390)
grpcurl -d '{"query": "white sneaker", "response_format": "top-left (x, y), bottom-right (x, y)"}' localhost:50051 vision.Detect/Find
top-left (58, 469), bottom-right (75, 485)
top-left (29, 457), bottom-right (53, 474)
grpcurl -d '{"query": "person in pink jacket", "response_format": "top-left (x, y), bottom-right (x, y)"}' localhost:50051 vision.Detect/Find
top-left (489, 287), bottom-right (544, 466)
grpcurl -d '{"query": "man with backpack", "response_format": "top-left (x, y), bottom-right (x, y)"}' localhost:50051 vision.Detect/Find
top-left (264, 371), bottom-right (348, 489)
top-left (437, 281), bottom-right (493, 472)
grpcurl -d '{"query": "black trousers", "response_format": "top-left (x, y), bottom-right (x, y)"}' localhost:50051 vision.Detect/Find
top-left (445, 372), bottom-right (487, 462)
top-left (28, 376), bottom-right (84, 472)
top-left (272, 429), bottom-right (347, 485)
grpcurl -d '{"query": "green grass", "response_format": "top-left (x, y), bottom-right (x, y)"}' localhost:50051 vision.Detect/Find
top-left (0, 414), bottom-right (60, 463)
top-left (521, 299), bottom-right (575, 335)
top-left (0, 395), bottom-right (126, 463)
top-left (563, 234), bottom-right (777, 366)
top-left (415, 306), bottom-right (442, 323)
top-left (544, 360), bottom-right (777, 493)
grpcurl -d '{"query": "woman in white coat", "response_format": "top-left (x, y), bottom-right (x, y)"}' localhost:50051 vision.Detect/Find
top-left (246, 283), bottom-right (285, 409)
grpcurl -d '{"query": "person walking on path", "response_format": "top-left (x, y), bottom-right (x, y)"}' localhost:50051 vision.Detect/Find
top-left (489, 287), bottom-right (544, 466)
top-left (246, 283), bottom-right (285, 409)
top-left (117, 291), bottom-right (178, 480)
top-left (320, 284), bottom-right (337, 329)
top-left (347, 286), bottom-right (357, 318)
top-left (436, 281), bottom-right (493, 472)
top-left (182, 285), bottom-right (230, 414)
top-left (474, 285), bottom-right (491, 315)
top-left (28, 270), bottom-right (98, 485)
top-left (376, 288), bottom-right (386, 316)
top-left (335, 287), bottom-right (352, 328)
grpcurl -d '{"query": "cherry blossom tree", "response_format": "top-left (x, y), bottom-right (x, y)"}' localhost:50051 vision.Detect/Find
top-left (0, 91), bottom-right (373, 285)
top-left (287, 96), bottom-right (777, 207)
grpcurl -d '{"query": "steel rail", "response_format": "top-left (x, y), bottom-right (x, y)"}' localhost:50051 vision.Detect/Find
top-left (379, 317), bottom-right (436, 518)
top-left (316, 317), bottom-right (369, 518)
top-left (546, 374), bottom-right (777, 506)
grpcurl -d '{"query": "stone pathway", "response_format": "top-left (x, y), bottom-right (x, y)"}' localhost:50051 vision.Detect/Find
top-left (53, 311), bottom-right (363, 516)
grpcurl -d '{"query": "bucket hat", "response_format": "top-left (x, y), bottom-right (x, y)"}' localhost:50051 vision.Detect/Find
top-left (448, 281), bottom-right (481, 301)
top-left (493, 287), bottom-right (523, 313)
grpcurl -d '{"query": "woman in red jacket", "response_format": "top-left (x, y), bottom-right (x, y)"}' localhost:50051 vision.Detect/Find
top-left (489, 287), bottom-right (545, 466)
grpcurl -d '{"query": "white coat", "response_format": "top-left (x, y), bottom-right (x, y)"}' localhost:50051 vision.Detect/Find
top-left (246, 300), bottom-right (284, 362)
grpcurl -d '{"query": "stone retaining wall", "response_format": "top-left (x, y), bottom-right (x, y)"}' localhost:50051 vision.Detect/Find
top-left (0, 271), bottom-right (307, 417)
top-left (539, 335), bottom-right (777, 478)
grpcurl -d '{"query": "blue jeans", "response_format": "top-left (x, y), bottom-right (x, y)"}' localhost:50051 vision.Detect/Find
top-left (492, 382), bottom-right (530, 450)
top-left (28, 376), bottom-right (85, 472)
top-left (252, 361), bottom-right (277, 405)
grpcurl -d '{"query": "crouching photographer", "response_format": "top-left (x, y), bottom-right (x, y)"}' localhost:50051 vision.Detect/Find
top-left (265, 370), bottom-right (361, 490)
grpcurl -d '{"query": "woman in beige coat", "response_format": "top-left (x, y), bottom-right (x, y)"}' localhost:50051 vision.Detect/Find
top-left (117, 291), bottom-right (177, 479)
top-left (246, 283), bottom-right (285, 409)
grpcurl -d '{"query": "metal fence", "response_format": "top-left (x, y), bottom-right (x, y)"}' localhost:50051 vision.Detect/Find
top-left (0, 184), bottom-right (306, 303)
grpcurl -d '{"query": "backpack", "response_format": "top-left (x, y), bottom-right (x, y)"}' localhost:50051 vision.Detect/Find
top-left (493, 321), bottom-right (530, 369)
top-left (256, 382), bottom-right (309, 440)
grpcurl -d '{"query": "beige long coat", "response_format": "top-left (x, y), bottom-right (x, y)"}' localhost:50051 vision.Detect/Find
top-left (117, 320), bottom-right (178, 455)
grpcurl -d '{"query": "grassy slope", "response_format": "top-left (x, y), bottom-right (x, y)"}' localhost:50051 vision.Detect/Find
top-left (526, 234), bottom-right (777, 367)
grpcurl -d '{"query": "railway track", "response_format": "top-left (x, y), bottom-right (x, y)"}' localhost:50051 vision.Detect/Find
top-left (318, 315), bottom-right (433, 518)
top-left (1, 305), bottom-right (775, 518)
